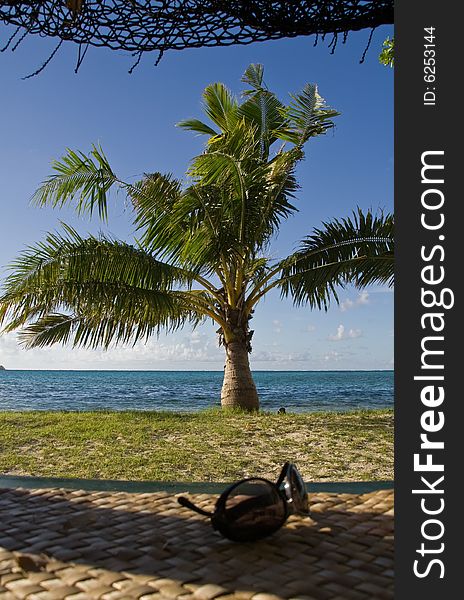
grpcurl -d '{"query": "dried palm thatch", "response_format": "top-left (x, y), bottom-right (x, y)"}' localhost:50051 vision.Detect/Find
top-left (1, 1), bottom-right (393, 76)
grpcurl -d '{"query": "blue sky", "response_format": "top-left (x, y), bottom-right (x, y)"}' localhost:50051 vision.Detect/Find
top-left (0, 25), bottom-right (393, 370)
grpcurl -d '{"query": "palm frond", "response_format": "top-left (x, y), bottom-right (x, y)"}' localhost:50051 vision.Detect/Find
top-left (250, 147), bottom-right (301, 244)
top-left (18, 313), bottom-right (79, 348)
top-left (16, 285), bottom-right (206, 348)
top-left (130, 172), bottom-right (236, 272)
top-left (2, 225), bottom-right (192, 295)
top-left (239, 65), bottom-right (289, 158)
top-left (191, 152), bottom-right (246, 199)
top-left (0, 227), bottom-right (211, 347)
top-left (188, 132), bottom-right (302, 256)
top-left (279, 85), bottom-right (339, 146)
top-left (277, 209), bottom-right (394, 309)
top-left (173, 66), bottom-right (339, 262)
top-left (16, 286), bottom-right (223, 350)
top-left (202, 82), bottom-right (238, 133)
top-left (241, 63), bottom-right (265, 94)
top-left (176, 118), bottom-right (218, 137)
top-left (239, 90), bottom-right (287, 158)
top-left (244, 257), bottom-right (270, 292)
top-left (32, 145), bottom-right (119, 221)
top-left (130, 172), bottom-right (184, 252)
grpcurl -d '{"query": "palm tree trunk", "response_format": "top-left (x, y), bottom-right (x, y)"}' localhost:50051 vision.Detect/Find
top-left (221, 339), bottom-right (259, 411)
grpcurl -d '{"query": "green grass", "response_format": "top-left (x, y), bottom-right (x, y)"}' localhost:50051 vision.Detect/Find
top-left (0, 409), bottom-right (393, 482)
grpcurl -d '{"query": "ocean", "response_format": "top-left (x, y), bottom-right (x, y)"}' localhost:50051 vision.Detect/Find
top-left (0, 370), bottom-right (393, 413)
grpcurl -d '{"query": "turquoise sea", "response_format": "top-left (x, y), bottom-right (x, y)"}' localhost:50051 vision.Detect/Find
top-left (0, 370), bottom-right (393, 413)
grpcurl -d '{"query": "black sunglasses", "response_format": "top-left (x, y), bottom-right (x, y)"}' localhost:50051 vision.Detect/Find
top-left (177, 462), bottom-right (310, 542)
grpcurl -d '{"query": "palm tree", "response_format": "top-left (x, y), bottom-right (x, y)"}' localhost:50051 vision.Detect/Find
top-left (0, 65), bottom-right (394, 411)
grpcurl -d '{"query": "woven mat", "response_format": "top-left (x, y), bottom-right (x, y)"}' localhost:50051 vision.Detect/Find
top-left (0, 487), bottom-right (394, 600)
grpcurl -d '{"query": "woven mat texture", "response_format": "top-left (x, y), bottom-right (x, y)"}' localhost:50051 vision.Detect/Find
top-left (0, 487), bottom-right (393, 600)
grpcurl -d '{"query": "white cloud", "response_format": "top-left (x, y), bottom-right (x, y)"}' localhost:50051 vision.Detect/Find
top-left (329, 324), bottom-right (345, 341)
top-left (253, 349), bottom-right (312, 363)
top-left (324, 351), bottom-right (340, 362)
top-left (340, 298), bottom-right (354, 311)
top-left (328, 324), bottom-right (362, 342)
top-left (367, 287), bottom-right (394, 294)
top-left (253, 350), bottom-right (281, 362)
top-left (272, 319), bottom-right (282, 334)
top-left (0, 329), bottom-right (225, 370)
top-left (357, 291), bottom-right (369, 304)
top-left (307, 324), bottom-right (316, 332)
top-left (340, 291), bottom-right (370, 312)
top-left (348, 328), bottom-right (362, 339)
top-left (358, 291), bottom-right (370, 305)
top-left (189, 331), bottom-right (202, 345)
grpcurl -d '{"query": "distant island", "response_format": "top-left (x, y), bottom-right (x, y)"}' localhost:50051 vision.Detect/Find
top-left (0, 365), bottom-right (5, 370)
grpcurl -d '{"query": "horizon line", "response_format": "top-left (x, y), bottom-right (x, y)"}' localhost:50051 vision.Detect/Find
top-left (1, 368), bottom-right (394, 373)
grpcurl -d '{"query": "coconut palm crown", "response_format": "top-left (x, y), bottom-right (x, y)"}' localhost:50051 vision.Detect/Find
top-left (0, 65), bottom-right (394, 410)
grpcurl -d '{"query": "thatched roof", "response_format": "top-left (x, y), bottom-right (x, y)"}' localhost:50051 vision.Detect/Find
top-left (1, 1), bottom-right (393, 75)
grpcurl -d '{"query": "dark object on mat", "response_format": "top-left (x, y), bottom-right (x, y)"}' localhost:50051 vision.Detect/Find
top-left (278, 407), bottom-right (286, 414)
top-left (178, 462), bottom-right (309, 542)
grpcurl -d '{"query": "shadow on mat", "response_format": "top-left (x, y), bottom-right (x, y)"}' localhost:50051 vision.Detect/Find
top-left (0, 487), bottom-right (394, 598)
